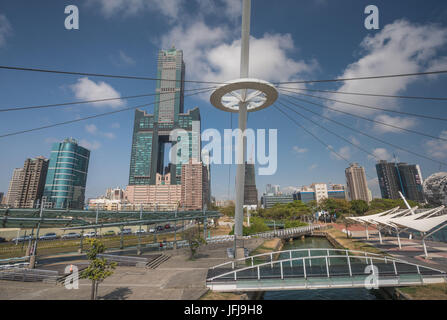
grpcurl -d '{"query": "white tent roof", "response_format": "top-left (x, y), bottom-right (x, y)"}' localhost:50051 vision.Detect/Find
top-left (388, 206), bottom-right (447, 233)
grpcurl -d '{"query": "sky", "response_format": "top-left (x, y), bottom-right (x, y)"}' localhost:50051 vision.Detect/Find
top-left (1, 0), bottom-right (447, 201)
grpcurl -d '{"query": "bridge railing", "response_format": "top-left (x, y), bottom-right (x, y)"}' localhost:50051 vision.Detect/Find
top-left (250, 224), bottom-right (322, 239)
top-left (207, 253), bottom-right (446, 283)
top-left (210, 247), bottom-right (403, 271)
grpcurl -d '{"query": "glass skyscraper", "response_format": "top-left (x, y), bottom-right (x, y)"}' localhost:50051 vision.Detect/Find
top-left (43, 138), bottom-right (90, 209)
top-left (128, 47), bottom-right (201, 186)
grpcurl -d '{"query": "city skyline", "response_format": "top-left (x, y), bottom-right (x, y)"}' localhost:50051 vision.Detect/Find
top-left (1, 1), bottom-right (447, 201)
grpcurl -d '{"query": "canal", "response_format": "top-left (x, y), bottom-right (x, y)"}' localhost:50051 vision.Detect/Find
top-left (262, 236), bottom-right (383, 300)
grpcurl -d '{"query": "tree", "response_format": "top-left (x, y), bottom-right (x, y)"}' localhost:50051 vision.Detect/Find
top-left (341, 217), bottom-right (355, 239)
top-left (183, 228), bottom-right (205, 260)
top-left (350, 200), bottom-right (369, 215)
top-left (80, 239), bottom-right (117, 300)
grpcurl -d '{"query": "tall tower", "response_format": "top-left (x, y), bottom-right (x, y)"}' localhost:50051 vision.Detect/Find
top-left (345, 163), bottom-right (370, 203)
top-left (5, 168), bottom-right (24, 207)
top-left (244, 162), bottom-right (258, 206)
top-left (376, 160), bottom-right (401, 199)
top-left (44, 138), bottom-right (90, 209)
top-left (17, 156), bottom-right (49, 208)
top-left (128, 48), bottom-right (201, 186)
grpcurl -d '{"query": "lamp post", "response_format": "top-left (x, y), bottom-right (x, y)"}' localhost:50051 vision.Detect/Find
top-left (209, 0), bottom-right (277, 259)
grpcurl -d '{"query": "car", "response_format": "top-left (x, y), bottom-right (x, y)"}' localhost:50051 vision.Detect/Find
top-left (61, 232), bottom-right (81, 239)
top-left (156, 226), bottom-right (164, 232)
top-left (118, 228), bottom-right (132, 235)
top-left (134, 230), bottom-right (146, 235)
top-left (83, 232), bottom-right (97, 238)
top-left (148, 228), bottom-right (155, 233)
top-left (12, 235), bottom-right (34, 243)
top-left (103, 230), bottom-right (116, 236)
top-left (0, 237), bottom-right (6, 243)
top-left (39, 233), bottom-right (58, 240)
top-left (164, 224), bottom-right (171, 229)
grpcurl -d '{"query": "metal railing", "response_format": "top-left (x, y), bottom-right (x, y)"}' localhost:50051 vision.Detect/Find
top-left (0, 267), bottom-right (58, 283)
top-left (97, 254), bottom-right (148, 266)
top-left (207, 253), bottom-right (446, 283)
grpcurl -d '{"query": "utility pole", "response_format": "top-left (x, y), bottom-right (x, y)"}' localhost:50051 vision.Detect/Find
top-left (29, 198), bottom-right (45, 269)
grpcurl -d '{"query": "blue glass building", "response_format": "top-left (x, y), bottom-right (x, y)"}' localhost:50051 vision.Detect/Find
top-left (43, 138), bottom-right (90, 209)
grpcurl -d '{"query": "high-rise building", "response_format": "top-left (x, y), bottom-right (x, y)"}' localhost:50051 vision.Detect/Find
top-left (376, 160), bottom-right (424, 202)
top-left (181, 159), bottom-right (209, 210)
top-left (5, 168), bottom-right (24, 207)
top-left (0, 192), bottom-right (4, 204)
top-left (397, 163), bottom-right (424, 202)
top-left (310, 183), bottom-right (328, 203)
top-left (345, 163), bottom-right (371, 203)
top-left (43, 138), bottom-right (90, 209)
top-left (16, 156), bottom-right (49, 208)
top-left (244, 162), bottom-right (258, 206)
top-left (128, 48), bottom-right (201, 186)
top-left (376, 160), bottom-right (401, 199)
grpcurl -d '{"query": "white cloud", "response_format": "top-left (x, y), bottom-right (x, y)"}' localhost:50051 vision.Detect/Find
top-left (329, 20), bottom-right (447, 117)
top-left (70, 77), bottom-right (124, 108)
top-left (160, 22), bottom-right (318, 86)
top-left (0, 14), bottom-right (12, 47)
top-left (293, 146), bottom-right (308, 154)
top-left (373, 114), bottom-right (417, 134)
top-left (79, 139), bottom-right (101, 151)
top-left (425, 130), bottom-right (447, 159)
top-left (330, 146), bottom-right (351, 161)
top-left (368, 148), bottom-right (392, 161)
top-left (85, 124), bottom-right (98, 134)
top-left (112, 50), bottom-right (136, 66)
top-left (87, 0), bottom-right (183, 20)
top-left (85, 123), bottom-right (116, 139)
top-left (309, 164), bottom-right (318, 170)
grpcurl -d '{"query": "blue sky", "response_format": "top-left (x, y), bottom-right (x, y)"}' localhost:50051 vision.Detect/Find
top-left (1, 0), bottom-right (447, 201)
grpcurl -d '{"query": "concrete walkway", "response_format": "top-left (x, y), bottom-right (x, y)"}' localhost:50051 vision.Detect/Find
top-left (0, 238), bottom-right (264, 300)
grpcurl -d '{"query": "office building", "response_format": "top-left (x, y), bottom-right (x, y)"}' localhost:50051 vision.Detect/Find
top-left (265, 184), bottom-right (280, 195)
top-left (244, 162), bottom-right (258, 206)
top-left (345, 163), bottom-right (371, 203)
top-left (43, 138), bottom-right (90, 209)
top-left (0, 192), bottom-right (3, 204)
top-left (5, 168), bottom-right (24, 207)
top-left (128, 48), bottom-right (201, 186)
top-left (293, 183), bottom-right (347, 204)
top-left (16, 156), bottom-right (49, 208)
top-left (376, 160), bottom-right (424, 202)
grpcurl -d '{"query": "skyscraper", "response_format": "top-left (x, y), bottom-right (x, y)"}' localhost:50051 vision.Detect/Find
top-left (17, 156), bottom-right (49, 208)
top-left (376, 160), bottom-right (401, 199)
top-left (43, 138), bottom-right (90, 209)
top-left (244, 162), bottom-right (258, 206)
top-left (345, 163), bottom-right (371, 203)
top-left (5, 168), bottom-right (24, 207)
top-left (181, 159), bottom-right (209, 210)
top-left (128, 48), bottom-right (201, 186)
top-left (376, 160), bottom-right (424, 202)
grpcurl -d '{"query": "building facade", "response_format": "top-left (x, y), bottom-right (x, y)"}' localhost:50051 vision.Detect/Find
top-left (261, 194), bottom-right (294, 209)
top-left (244, 162), bottom-right (258, 206)
top-left (43, 138), bottom-right (90, 209)
top-left (345, 163), bottom-right (371, 203)
top-left (423, 172), bottom-right (447, 206)
top-left (5, 168), bottom-right (24, 207)
top-left (16, 156), bottom-right (49, 208)
top-left (376, 160), bottom-right (424, 202)
top-left (181, 159), bottom-right (209, 210)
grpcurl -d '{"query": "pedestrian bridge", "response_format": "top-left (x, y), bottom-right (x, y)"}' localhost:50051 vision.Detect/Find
top-left (206, 248), bottom-right (447, 292)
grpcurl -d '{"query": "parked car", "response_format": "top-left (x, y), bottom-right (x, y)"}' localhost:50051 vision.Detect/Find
top-left (135, 229), bottom-right (146, 235)
top-left (0, 237), bottom-right (6, 243)
top-left (104, 230), bottom-right (116, 236)
top-left (164, 224), bottom-right (171, 229)
top-left (61, 232), bottom-right (81, 239)
top-left (12, 235), bottom-right (34, 243)
top-left (156, 226), bottom-right (164, 232)
top-left (148, 228), bottom-right (155, 233)
top-left (118, 228), bottom-right (132, 235)
top-left (39, 233), bottom-right (58, 240)
top-left (83, 231), bottom-right (97, 238)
